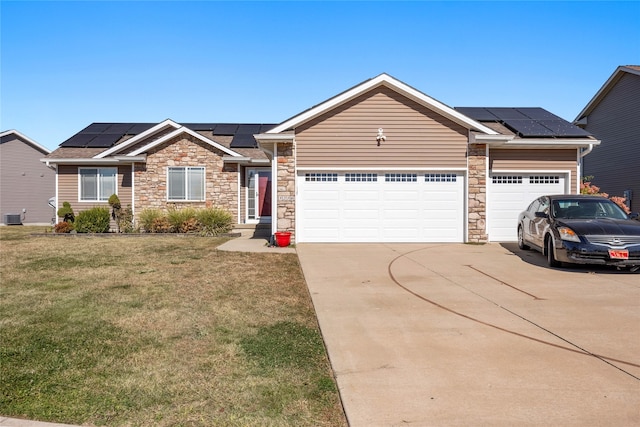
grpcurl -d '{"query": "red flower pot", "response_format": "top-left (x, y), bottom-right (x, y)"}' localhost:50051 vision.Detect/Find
top-left (274, 231), bottom-right (291, 247)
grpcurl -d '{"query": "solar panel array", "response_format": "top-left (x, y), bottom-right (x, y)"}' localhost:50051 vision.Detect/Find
top-left (60, 123), bottom-right (277, 149)
top-left (455, 107), bottom-right (591, 138)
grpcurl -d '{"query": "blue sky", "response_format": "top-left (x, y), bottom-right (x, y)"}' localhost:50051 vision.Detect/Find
top-left (2, 1), bottom-right (639, 151)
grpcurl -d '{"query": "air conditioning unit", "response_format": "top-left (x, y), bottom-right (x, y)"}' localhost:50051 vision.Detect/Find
top-left (4, 214), bottom-right (22, 225)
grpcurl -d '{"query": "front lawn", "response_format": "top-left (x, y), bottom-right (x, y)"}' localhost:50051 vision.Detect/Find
top-left (0, 227), bottom-right (346, 426)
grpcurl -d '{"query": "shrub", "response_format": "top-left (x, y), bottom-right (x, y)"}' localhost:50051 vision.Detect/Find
top-left (150, 217), bottom-right (172, 233)
top-left (57, 202), bottom-right (75, 223)
top-left (54, 221), bottom-right (74, 233)
top-left (196, 207), bottom-right (233, 236)
top-left (581, 177), bottom-right (631, 214)
top-left (139, 209), bottom-right (163, 232)
top-left (118, 205), bottom-right (135, 233)
top-left (74, 207), bottom-right (111, 233)
top-left (167, 207), bottom-right (198, 233)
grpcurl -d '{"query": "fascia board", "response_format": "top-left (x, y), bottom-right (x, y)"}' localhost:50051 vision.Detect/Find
top-left (128, 126), bottom-right (242, 157)
top-left (267, 74), bottom-right (499, 135)
top-left (486, 138), bottom-right (600, 149)
top-left (253, 133), bottom-right (294, 142)
top-left (1, 129), bottom-right (51, 154)
top-left (41, 157), bottom-right (137, 166)
top-left (94, 119), bottom-right (181, 158)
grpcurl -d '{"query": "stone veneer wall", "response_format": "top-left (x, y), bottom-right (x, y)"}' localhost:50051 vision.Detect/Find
top-left (468, 144), bottom-right (488, 243)
top-left (134, 135), bottom-right (238, 222)
top-left (276, 142), bottom-right (296, 238)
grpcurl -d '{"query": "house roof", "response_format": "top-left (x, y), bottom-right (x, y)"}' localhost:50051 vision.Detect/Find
top-left (0, 129), bottom-right (51, 154)
top-left (265, 73), bottom-right (500, 136)
top-left (46, 119), bottom-right (276, 162)
top-left (574, 65), bottom-right (640, 122)
top-left (455, 107), bottom-right (592, 138)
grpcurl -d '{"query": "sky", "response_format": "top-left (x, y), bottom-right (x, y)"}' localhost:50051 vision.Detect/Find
top-left (1, 1), bottom-right (639, 152)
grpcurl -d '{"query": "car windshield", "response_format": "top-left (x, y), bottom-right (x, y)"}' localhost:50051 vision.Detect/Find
top-left (552, 199), bottom-right (628, 220)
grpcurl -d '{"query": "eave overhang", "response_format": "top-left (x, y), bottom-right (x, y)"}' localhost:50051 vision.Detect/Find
top-left (471, 132), bottom-right (600, 149)
top-left (221, 156), bottom-right (270, 165)
top-left (41, 155), bottom-right (147, 166)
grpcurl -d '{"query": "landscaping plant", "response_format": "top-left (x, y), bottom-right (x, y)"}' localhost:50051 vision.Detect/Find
top-left (73, 207), bottom-right (111, 233)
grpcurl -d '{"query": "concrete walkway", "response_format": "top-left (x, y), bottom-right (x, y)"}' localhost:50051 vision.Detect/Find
top-left (297, 242), bottom-right (640, 426)
top-left (216, 228), bottom-right (296, 253)
top-left (0, 417), bottom-right (79, 427)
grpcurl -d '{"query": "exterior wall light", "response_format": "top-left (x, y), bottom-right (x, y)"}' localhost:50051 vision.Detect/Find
top-left (376, 128), bottom-right (386, 146)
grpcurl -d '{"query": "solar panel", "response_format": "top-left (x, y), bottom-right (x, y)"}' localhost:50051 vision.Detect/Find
top-left (60, 133), bottom-right (96, 147)
top-left (236, 124), bottom-right (262, 134)
top-left (503, 120), bottom-right (557, 137)
top-left (259, 124), bottom-right (277, 133)
top-left (81, 123), bottom-right (113, 133)
top-left (230, 134), bottom-right (258, 148)
top-left (183, 123), bottom-right (218, 131)
top-left (455, 107), bottom-right (499, 121)
top-left (87, 133), bottom-right (122, 147)
top-left (105, 123), bottom-right (135, 134)
top-left (213, 124), bottom-right (239, 135)
top-left (127, 123), bottom-right (156, 135)
top-left (538, 120), bottom-right (592, 137)
top-left (516, 108), bottom-right (562, 121)
top-left (486, 108), bottom-right (529, 120)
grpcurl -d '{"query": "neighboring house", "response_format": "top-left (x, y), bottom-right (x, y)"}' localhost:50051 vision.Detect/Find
top-left (1, 130), bottom-right (55, 225)
top-left (44, 74), bottom-right (597, 242)
top-left (43, 121), bottom-right (276, 229)
top-left (574, 65), bottom-right (640, 213)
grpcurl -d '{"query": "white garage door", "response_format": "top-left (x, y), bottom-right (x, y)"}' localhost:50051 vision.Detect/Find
top-left (297, 171), bottom-right (465, 243)
top-left (488, 173), bottom-right (566, 242)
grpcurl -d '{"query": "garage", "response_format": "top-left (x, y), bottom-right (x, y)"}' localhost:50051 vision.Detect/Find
top-left (296, 171), bottom-right (465, 243)
top-left (487, 173), bottom-right (567, 242)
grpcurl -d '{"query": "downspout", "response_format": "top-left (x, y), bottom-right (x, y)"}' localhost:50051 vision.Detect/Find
top-left (577, 144), bottom-right (594, 194)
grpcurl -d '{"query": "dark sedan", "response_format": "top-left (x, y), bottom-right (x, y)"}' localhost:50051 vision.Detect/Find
top-left (517, 195), bottom-right (640, 271)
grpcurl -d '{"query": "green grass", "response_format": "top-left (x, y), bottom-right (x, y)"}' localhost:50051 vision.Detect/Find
top-left (0, 226), bottom-right (345, 426)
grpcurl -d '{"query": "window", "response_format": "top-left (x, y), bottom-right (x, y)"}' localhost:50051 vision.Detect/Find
top-left (385, 173), bottom-right (417, 182)
top-left (530, 176), bottom-right (560, 184)
top-left (425, 173), bottom-right (457, 182)
top-left (345, 173), bottom-right (377, 182)
top-left (168, 167), bottom-right (205, 201)
top-left (492, 175), bottom-right (523, 184)
top-left (305, 173), bottom-right (337, 182)
top-left (79, 168), bottom-right (117, 201)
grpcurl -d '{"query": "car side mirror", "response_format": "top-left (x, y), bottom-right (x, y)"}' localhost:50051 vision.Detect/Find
top-left (534, 211), bottom-right (549, 219)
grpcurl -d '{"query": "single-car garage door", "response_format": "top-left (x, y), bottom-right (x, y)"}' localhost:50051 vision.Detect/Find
top-left (296, 171), bottom-right (465, 243)
top-left (488, 173), bottom-right (567, 242)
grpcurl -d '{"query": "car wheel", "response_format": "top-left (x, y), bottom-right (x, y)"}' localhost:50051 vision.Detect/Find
top-left (517, 226), bottom-right (530, 250)
top-left (546, 236), bottom-right (561, 268)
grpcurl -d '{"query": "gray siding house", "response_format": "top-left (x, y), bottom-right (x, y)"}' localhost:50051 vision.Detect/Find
top-left (1, 130), bottom-right (56, 225)
top-left (575, 65), bottom-right (640, 213)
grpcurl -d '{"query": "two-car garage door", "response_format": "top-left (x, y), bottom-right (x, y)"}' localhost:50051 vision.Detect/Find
top-left (296, 171), bottom-right (465, 243)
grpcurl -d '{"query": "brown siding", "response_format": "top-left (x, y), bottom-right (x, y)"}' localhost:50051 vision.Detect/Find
top-left (490, 149), bottom-right (578, 193)
top-left (295, 86), bottom-right (469, 168)
top-left (0, 136), bottom-right (55, 224)
top-left (583, 72), bottom-right (640, 212)
top-left (57, 164), bottom-right (133, 221)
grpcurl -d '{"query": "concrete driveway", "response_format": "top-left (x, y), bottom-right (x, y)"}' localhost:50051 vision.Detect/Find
top-left (297, 243), bottom-right (640, 427)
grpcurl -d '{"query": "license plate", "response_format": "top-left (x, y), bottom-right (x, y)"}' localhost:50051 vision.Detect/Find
top-left (609, 249), bottom-right (629, 260)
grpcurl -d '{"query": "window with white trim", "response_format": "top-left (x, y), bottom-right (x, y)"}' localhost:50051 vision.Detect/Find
top-left (79, 168), bottom-right (117, 201)
top-left (385, 173), bottom-right (417, 182)
top-left (492, 175), bottom-right (523, 184)
top-left (345, 173), bottom-right (378, 182)
top-left (529, 175), bottom-right (560, 184)
top-left (168, 167), bottom-right (205, 201)
top-left (305, 173), bottom-right (338, 182)
top-left (425, 173), bottom-right (457, 182)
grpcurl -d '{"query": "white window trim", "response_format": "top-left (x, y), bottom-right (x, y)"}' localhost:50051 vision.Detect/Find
top-left (78, 167), bottom-right (118, 202)
top-left (166, 166), bottom-right (206, 202)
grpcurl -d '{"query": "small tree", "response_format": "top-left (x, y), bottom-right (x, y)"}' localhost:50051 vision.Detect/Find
top-left (56, 201), bottom-right (75, 223)
top-left (580, 177), bottom-right (631, 214)
top-left (108, 194), bottom-right (123, 232)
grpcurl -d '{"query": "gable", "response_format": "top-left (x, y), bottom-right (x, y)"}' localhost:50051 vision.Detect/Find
top-left (296, 85), bottom-right (469, 169)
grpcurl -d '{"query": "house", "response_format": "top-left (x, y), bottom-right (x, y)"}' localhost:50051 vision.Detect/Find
top-left (255, 74), bottom-right (597, 243)
top-left (574, 65), bottom-right (640, 213)
top-left (44, 74), bottom-right (597, 242)
top-left (1, 130), bottom-right (55, 225)
top-left (43, 120), bottom-right (276, 229)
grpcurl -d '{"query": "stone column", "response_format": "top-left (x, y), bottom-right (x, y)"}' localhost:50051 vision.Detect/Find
top-left (276, 142), bottom-right (296, 239)
top-left (468, 144), bottom-right (488, 243)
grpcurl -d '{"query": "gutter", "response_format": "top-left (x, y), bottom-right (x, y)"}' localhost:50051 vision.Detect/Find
top-left (41, 155), bottom-right (147, 166)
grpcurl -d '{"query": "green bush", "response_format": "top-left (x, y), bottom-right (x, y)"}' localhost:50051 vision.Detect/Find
top-left (167, 207), bottom-right (198, 233)
top-left (138, 208), bottom-right (163, 232)
top-left (74, 207), bottom-right (111, 233)
top-left (57, 201), bottom-right (75, 223)
top-left (196, 208), bottom-right (233, 236)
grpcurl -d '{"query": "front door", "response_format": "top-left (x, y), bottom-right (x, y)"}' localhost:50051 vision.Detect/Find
top-left (247, 168), bottom-right (272, 223)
